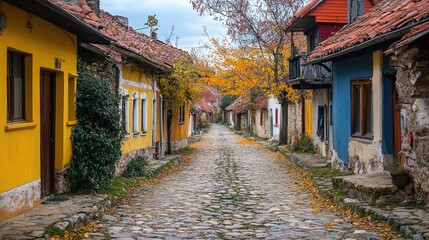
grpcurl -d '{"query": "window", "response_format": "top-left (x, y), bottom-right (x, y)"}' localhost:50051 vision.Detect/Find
top-left (306, 27), bottom-right (319, 52)
top-left (68, 76), bottom-right (77, 121)
top-left (141, 96), bottom-right (147, 134)
top-left (260, 110), bottom-right (264, 126)
top-left (132, 97), bottom-right (138, 136)
top-left (352, 80), bottom-right (373, 138)
top-left (179, 104), bottom-right (185, 123)
top-left (275, 108), bottom-right (279, 126)
top-left (121, 96), bottom-right (129, 135)
top-left (349, 0), bottom-right (364, 23)
top-left (7, 51), bottom-right (26, 122)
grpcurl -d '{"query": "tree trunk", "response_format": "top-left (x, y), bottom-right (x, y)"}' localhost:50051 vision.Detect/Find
top-left (279, 99), bottom-right (288, 145)
top-left (167, 108), bottom-right (173, 154)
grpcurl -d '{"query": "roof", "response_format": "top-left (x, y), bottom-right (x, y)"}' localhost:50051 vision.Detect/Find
top-left (193, 99), bottom-right (213, 113)
top-left (306, 0), bottom-right (429, 62)
top-left (226, 96), bottom-right (247, 114)
top-left (51, 0), bottom-right (102, 29)
top-left (52, 0), bottom-right (189, 71)
top-left (387, 21), bottom-right (429, 53)
top-left (5, 0), bottom-right (110, 44)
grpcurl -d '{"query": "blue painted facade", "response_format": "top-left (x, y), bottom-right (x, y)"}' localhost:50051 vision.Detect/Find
top-left (332, 53), bottom-right (373, 163)
top-left (332, 53), bottom-right (396, 163)
top-left (382, 56), bottom-right (396, 155)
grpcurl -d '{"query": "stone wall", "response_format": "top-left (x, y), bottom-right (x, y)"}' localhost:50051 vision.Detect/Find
top-left (253, 109), bottom-right (269, 139)
top-left (287, 99), bottom-right (303, 145)
top-left (394, 42), bottom-right (429, 203)
top-left (172, 138), bottom-right (189, 152)
top-left (115, 147), bottom-right (156, 176)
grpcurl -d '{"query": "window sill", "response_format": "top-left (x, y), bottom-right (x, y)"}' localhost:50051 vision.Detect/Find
top-left (350, 136), bottom-right (373, 144)
top-left (141, 132), bottom-right (147, 136)
top-left (67, 120), bottom-right (78, 126)
top-left (179, 122), bottom-right (185, 125)
top-left (5, 122), bottom-right (37, 132)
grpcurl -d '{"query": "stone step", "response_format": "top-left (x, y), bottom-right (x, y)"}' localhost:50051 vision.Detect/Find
top-left (333, 171), bottom-right (411, 205)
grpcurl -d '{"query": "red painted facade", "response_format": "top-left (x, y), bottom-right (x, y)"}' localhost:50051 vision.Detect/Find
top-left (319, 23), bottom-right (345, 42)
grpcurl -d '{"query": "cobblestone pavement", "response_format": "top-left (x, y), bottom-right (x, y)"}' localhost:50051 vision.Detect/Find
top-left (93, 124), bottom-right (383, 239)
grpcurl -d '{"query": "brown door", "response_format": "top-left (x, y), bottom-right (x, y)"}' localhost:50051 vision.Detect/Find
top-left (40, 70), bottom-right (55, 198)
top-left (393, 81), bottom-right (402, 164)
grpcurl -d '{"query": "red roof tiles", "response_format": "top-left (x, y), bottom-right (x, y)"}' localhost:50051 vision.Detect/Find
top-left (306, 0), bottom-right (429, 61)
top-left (226, 96), bottom-right (247, 114)
top-left (388, 21), bottom-right (429, 52)
top-left (51, 0), bottom-right (102, 29)
top-left (51, 0), bottom-right (189, 71)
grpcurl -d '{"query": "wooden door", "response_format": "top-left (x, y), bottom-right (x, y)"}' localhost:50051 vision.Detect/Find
top-left (393, 82), bottom-right (402, 164)
top-left (40, 71), bottom-right (55, 198)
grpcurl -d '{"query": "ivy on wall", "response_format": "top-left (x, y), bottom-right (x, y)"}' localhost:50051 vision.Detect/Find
top-left (66, 60), bottom-right (124, 191)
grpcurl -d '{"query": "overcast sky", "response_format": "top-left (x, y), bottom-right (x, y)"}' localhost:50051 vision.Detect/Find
top-left (100, 0), bottom-right (226, 52)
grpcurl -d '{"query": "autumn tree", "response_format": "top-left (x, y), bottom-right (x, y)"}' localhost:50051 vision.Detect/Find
top-left (159, 58), bottom-right (202, 154)
top-left (192, 0), bottom-right (306, 144)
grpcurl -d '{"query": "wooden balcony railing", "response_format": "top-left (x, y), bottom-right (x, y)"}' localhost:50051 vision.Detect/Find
top-left (288, 55), bottom-right (332, 83)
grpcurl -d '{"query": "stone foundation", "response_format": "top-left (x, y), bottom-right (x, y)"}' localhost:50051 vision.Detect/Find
top-left (172, 138), bottom-right (189, 152)
top-left (348, 139), bottom-right (384, 174)
top-left (331, 149), bottom-right (349, 172)
top-left (115, 147), bottom-right (156, 176)
top-left (0, 180), bottom-right (41, 221)
top-left (55, 169), bottom-right (69, 194)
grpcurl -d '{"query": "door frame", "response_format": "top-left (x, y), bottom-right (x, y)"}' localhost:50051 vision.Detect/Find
top-left (40, 70), bottom-right (56, 198)
top-left (393, 80), bottom-right (402, 164)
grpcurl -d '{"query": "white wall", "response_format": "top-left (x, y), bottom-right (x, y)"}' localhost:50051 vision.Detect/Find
top-left (312, 89), bottom-right (331, 157)
top-left (268, 95), bottom-right (281, 141)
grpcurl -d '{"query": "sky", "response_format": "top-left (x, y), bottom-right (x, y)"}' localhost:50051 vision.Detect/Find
top-left (100, 0), bottom-right (227, 52)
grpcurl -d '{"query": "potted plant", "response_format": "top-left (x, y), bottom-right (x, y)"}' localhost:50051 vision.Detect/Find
top-left (386, 162), bottom-right (410, 188)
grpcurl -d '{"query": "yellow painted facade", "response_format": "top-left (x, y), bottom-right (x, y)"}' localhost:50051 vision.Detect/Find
top-left (120, 65), bottom-right (156, 154)
top-left (171, 103), bottom-right (190, 141)
top-left (0, 3), bottom-right (77, 194)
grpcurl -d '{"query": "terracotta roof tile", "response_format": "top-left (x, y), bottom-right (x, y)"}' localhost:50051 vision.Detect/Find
top-left (51, 0), bottom-right (189, 70)
top-left (388, 21), bottom-right (429, 52)
top-left (306, 0), bottom-right (429, 61)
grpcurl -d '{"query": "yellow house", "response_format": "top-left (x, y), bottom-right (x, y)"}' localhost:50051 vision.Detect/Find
top-left (0, 0), bottom-right (109, 221)
top-left (169, 103), bottom-right (191, 150)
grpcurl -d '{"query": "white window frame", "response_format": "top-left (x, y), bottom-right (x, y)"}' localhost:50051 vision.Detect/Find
top-left (120, 88), bottom-right (130, 137)
top-left (179, 104), bottom-right (185, 123)
top-left (141, 92), bottom-right (148, 135)
top-left (132, 92), bottom-right (139, 136)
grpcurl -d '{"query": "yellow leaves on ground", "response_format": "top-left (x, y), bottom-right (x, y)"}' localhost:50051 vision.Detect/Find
top-left (279, 156), bottom-right (400, 240)
top-left (236, 139), bottom-right (257, 145)
top-left (49, 222), bottom-right (105, 240)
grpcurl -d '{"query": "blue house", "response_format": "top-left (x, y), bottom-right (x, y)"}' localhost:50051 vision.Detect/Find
top-left (305, 0), bottom-right (429, 174)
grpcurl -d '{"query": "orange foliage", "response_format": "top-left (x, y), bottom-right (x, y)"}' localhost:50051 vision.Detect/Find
top-left (201, 34), bottom-right (305, 102)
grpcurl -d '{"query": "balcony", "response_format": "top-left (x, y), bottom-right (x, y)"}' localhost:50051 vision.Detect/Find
top-left (288, 54), bottom-right (333, 89)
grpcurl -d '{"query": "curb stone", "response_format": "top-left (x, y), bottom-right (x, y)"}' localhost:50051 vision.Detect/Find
top-left (255, 139), bottom-right (428, 240)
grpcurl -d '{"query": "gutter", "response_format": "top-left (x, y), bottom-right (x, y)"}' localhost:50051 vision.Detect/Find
top-left (3, 0), bottom-right (112, 44)
top-left (304, 17), bottom-right (429, 65)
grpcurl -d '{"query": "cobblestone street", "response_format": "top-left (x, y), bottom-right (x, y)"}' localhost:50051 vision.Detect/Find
top-left (93, 124), bottom-right (384, 239)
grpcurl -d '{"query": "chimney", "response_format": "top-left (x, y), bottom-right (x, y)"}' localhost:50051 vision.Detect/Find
top-left (151, 31), bottom-right (157, 40)
top-left (86, 0), bottom-right (100, 16)
top-left (114, 15), bottom-right (129, 28)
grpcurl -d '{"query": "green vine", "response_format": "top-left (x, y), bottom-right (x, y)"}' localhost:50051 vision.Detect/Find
top-left (66, 60), bottom-right (124, 191)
